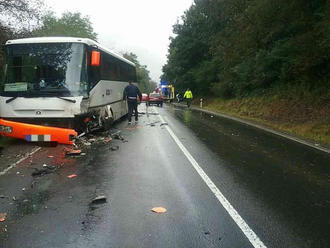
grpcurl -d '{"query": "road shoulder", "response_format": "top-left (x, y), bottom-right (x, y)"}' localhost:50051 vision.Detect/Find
top-left (172, 103), bottom-right (330, 154)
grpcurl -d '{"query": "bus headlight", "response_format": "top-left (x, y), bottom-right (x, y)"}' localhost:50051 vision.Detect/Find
top-left (0, 125), bottom-right (13, 133)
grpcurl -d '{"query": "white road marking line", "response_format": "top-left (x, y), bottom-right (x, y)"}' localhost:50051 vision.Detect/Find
top-left (0, 147), bottom-right (41, 176)
top-left (155, 108), bottom-right (267, 248)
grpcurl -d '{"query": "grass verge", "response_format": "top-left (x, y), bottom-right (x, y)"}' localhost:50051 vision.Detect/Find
top-left (197, 90), bottom-right (330, 146)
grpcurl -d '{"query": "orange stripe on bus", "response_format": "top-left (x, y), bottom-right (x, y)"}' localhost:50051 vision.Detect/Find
top-left (0, 119), bottom-right (77, 145)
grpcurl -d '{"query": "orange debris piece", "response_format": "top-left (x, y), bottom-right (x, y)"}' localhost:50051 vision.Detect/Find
top-left (67, 174), bottom-right (77, 179)
top-left (151, 207), bottom-right (167, 213)
top-left (65, 149), bottom-right (82, 155)
top-left (0, 213), bottom-right (7, 222)
top-left (104, 138), bottom-right (112, 143)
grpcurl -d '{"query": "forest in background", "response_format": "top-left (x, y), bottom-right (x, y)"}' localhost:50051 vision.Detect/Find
top-left (162, 0), bottom-right (329, 145)
top-left (162, 0), bottom-right (329, 98)
top-left (0, 0), bottom-right (154, 92)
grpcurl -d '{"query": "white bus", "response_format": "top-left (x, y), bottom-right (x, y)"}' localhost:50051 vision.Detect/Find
top-left (0, 37), bottom-right (136, 132)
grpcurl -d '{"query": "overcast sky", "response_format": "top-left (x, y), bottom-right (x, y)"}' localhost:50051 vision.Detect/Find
top-left (43, 0), bottom-right (194, 82)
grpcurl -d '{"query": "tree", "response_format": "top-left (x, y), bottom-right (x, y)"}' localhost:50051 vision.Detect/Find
top-left (0, 0), bottom-right (44, 77)
top-left (162, 0), bottom-right (330, 98)
top-left (0, 0), bottom-right (42, 29)
top-left (123, 52), bottom-right (153, 93)
top-left (32, 11), bottom-right (97, 40)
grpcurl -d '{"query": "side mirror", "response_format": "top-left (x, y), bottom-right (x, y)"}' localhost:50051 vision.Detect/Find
top-left (91, 50), bottom-right (100, 66)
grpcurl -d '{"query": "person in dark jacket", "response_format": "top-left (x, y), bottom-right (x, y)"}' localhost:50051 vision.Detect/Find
top-left (123, 81), bottom-right (142, 124)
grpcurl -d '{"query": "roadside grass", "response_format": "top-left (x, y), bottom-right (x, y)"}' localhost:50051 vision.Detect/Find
top-left (198, 89), bottom-right (330, 146)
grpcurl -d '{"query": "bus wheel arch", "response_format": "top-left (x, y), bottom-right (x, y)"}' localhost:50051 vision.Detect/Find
top-left (99, 105), bottom-right (114, 130)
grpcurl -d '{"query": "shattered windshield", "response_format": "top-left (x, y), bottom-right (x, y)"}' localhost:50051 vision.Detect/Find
top-left (1, 43), bottom-right (87, 97)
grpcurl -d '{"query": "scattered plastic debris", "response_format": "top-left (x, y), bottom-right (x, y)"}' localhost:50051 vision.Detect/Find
top-left (110, 146), bottom-right (119, 151)
top-left (151, 207), bottom-right (167, 213)
top-left (147, 121), bottom-right (160, 127)
top-left (77, 132), bottom-right (86, 138)
top-left (67, 174), bottom-right (77, 179)
top-left (32, 165), bottom-right (57, 177)
top-left (103, 138), bottom-right (112, 143)
top-left (0, 213), bottom-right (7, 222)
top-left (65, 149), bottom-right (82, 155)
top-left (111, 131), bottom-right (127, 142)
top-left (91, 195), bottom-right (107, 204)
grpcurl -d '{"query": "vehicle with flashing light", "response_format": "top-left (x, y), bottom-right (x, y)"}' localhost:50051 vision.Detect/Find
top-left (0, 37), bottom-right (136, 135)
top-left (159, 84), bottom-right (174, 102)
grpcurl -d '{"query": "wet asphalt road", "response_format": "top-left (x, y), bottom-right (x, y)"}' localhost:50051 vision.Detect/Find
top-left (0, 104), bottom-right (329, 248)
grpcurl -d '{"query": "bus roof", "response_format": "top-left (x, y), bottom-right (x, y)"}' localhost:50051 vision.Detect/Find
top-left (5, 37), bottom-right (135, 67)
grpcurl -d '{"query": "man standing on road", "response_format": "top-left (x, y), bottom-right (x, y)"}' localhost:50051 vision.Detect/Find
top-left (123, 81), bottom-right (142, 124)
top-left (183, 88), bottom-right (193, 107)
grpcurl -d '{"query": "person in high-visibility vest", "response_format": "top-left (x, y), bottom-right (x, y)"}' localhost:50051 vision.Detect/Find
top-left (183, 88), bottom-right (193, 107)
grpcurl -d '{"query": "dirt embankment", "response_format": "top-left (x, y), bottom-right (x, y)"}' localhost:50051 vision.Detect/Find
top-left (199, 93), bottom-right (330, 146)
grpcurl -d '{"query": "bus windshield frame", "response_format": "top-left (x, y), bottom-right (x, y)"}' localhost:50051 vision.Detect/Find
top-left (0, 42), bottom-right (88, 97)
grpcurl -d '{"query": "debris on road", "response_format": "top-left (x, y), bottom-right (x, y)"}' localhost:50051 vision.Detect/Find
top-left (111, 131), bottom-right (127, 143)
top-left (65, 148), bottom-right (82, 156)
top-left (31, 165), bottom-right (57, 177)
top-left (103, 138), bottom-right (112, 144)
top-left (67, 174), bottom-right (77, 179)
top-left (110, 146), bottom-right (119, 151)
top-left (91, 195), bottom-right (107, 204)
top-left (147, 121), bottom-right (160, 127)
top-left (0, 213), bottom-right (7, 222)
top-left (77, 132), bottom-right (86, 138)
top-left (151, 207), bottom-right (167, 213)
top-left (111, 131), bottom-right (122, 139)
